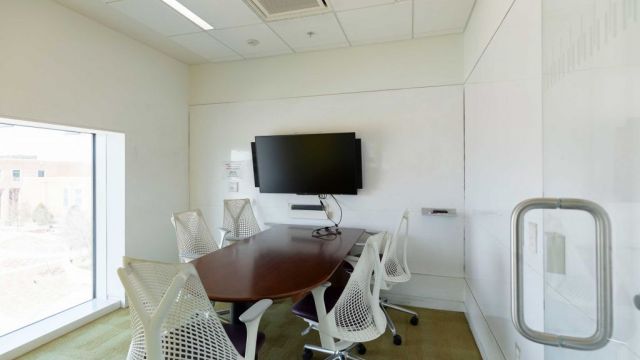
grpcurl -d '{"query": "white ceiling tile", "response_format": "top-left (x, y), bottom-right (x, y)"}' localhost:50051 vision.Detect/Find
top-left (177, 0), bottom-right (263, 29)
top-left (269, 14), bottom-right (348, 52)
top-left (336, 1), bottom-right (412, 46)
top-left (328, 0), bottom-right (395, 12)
top-left (209, 24), bottom-right (293, 58)
top-left (413, 0), bottom-right (475, 37)
top-left (108, 0), bottom-right (200, 36)
top-left (169, 32), bottom-right (242, 62)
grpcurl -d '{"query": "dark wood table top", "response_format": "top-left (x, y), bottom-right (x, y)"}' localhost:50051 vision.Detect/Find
top-left (192, 224), bottom-right (364, 302)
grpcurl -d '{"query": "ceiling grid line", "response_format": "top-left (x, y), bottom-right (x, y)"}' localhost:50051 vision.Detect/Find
top-left (412, 0), bottom-right (416, 38)
top-left (328, 0), bottom-right (353, 47)
top-left (204, 31), bottom-right (246, 60)
top-left (263, 22), bottom-right (297, 54)
top-left (58, 0), bottom-right (475, 65)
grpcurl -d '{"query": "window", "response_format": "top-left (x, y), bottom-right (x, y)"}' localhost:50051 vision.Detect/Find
top-left (0, 124), bottom-right (94, 337)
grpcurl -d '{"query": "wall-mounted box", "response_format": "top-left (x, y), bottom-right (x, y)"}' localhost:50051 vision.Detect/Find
top-left (421, 208), bottom-right (457, 217)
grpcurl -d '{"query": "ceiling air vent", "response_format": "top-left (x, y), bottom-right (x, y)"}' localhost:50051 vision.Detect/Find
top-left (246, 0), bottom-right (330, 21)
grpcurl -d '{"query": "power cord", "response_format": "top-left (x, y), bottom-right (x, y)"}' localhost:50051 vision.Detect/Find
top-left (318, 194), bottom-right (342, 227)
top-left (312, 194), bottom-right (343, 239)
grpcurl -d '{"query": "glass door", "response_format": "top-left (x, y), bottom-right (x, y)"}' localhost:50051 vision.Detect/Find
top-left (536, 0), bottom-right (639, 358)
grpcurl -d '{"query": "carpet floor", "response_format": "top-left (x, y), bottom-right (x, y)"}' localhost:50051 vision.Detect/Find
top-left (18, 300), bottom-right (481, 360)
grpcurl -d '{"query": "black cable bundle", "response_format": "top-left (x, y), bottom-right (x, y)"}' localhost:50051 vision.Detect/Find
top-left (312, 194), bottom-right (343, 239)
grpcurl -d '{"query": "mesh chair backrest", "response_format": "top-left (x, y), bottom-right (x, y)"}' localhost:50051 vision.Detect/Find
top-left (118, 258), bottom-right (241, 360)
top-left (381, 210), bottom-right (411, 282)
top-left (222, 199), bottom-right (261, 240)
top-left (172, 209), bottom-right (218, 262)
top-left (326, 232), bottom-right (387, 342)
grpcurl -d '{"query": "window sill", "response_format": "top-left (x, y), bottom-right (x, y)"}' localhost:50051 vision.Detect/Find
top-left (0, 298), bottom-right (122, 359)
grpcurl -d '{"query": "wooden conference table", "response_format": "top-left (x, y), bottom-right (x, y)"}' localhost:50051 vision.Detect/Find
top-left (192, 224), bottom-right (364, 322)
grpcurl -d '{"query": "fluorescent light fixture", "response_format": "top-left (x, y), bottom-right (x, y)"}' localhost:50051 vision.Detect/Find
top-left (161, 0), bottom-right (213, 30)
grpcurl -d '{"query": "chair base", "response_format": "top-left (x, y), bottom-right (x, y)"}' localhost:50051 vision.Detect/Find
top-left (303, 342), bottom-right (366, 360)
top-left (380, 298), bottom-right (419, 346)
top-left (300, 319), bottom-right (319, 336)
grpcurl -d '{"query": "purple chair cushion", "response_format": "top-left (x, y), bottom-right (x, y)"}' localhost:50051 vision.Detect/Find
top-left (342, 254), bottom-right (382, 274)
top-left (341, 260), bottom-right (354, 273)
top-left (291, 267), bottom-right (350, 323)
top-left (223, 323), bottom-right (266, 357)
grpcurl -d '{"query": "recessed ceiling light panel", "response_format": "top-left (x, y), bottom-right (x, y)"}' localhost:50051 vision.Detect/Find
top-left (161, 0), bottom-right (214, 30)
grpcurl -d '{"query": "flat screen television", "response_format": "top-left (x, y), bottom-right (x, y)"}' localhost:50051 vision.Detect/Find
top-left (251, 133), bottom-right (362, 195)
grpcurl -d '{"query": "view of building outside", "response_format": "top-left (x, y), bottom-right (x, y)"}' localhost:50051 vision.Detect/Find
top-left (0, 123), bottom-right (94, 336)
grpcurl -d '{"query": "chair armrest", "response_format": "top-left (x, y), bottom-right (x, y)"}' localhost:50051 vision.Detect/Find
top-left (239, 299), bottom-right (273, 323)
top-left (343, 255), bottom-right (359, 272)
top-left (310, 282), bottom-right (337, 349)
top-left (218, 228), bottom-right (230, 248)
top-left (310, 282), bottom-right (331, 323)
top-left (240, 299), bottom-right (273, 359)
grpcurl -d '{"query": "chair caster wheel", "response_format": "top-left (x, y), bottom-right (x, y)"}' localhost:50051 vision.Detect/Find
top-left (356, 343), bottom-right (367, 355)
top-left (410, 315), bottom-right (419, 326)
top-left (302, 348), bottom-right (313, 360)
top-left (393, 334), bottom-right (402, 345)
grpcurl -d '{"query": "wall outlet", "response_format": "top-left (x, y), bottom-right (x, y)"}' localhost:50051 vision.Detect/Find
top-left (527, 222), bottom-right (538, 254)
top-left (228, 181), bottom-right (239, 192)
top-left (514, 343), bottom-right (521, 360)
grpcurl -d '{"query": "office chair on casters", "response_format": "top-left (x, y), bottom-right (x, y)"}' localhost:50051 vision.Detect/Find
top-left (171, 209), bottom-right (220, 262)
top-left (219, 199), bottom-right (261, 246)
top-left (292, 232), bottom-right (388, 360)
top-left (117, 257), bottom-right (272, 360)
top-left (379, 210), bottom-right (419, 346)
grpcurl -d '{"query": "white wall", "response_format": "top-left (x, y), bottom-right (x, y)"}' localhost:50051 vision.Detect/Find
top-left (190, 87), bottom-right (465, 308)
top-left (0, 0), bottom-right (189, 262)
top-left (463, 0), bottom-right (515, 79)
top-left (189, 36), bottom-right (467, 309)
top-left (190, 34), bottom-right (463, 104)
top-left (463, 0), bottom-right (544, 359)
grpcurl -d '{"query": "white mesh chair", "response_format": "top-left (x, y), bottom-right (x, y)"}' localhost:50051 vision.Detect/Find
top-left (343, 211), bottom-right (419, 346)
top-left (117, 257), bottom-right (272, 360)
top-left (293, 232), bottom-right (388, 360)
top-left (379, 210), bottom-right (419, 346)
top-left (171, 209), bottom-right (220, 263)
top-left (171, 209), bottom-right (232, 319)
top-left (219, 199), bottom-right (261, 246)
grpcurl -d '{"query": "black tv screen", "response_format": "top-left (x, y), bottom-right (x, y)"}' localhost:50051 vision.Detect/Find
top-left (252, 133), bottom-right (362, 195)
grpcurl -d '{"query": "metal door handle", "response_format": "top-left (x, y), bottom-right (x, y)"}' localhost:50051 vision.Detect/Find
top-left (511, 198), bottom-right (612, 350)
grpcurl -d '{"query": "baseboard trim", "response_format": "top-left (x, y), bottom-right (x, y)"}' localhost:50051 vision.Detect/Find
top-left (463, 283), bottom-right (506, 360)
top-left (382, 292), bottom-right (465, 312)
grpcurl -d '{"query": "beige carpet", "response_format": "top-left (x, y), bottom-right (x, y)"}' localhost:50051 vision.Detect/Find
top-left (19, 301), bottom-right (481, 360)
